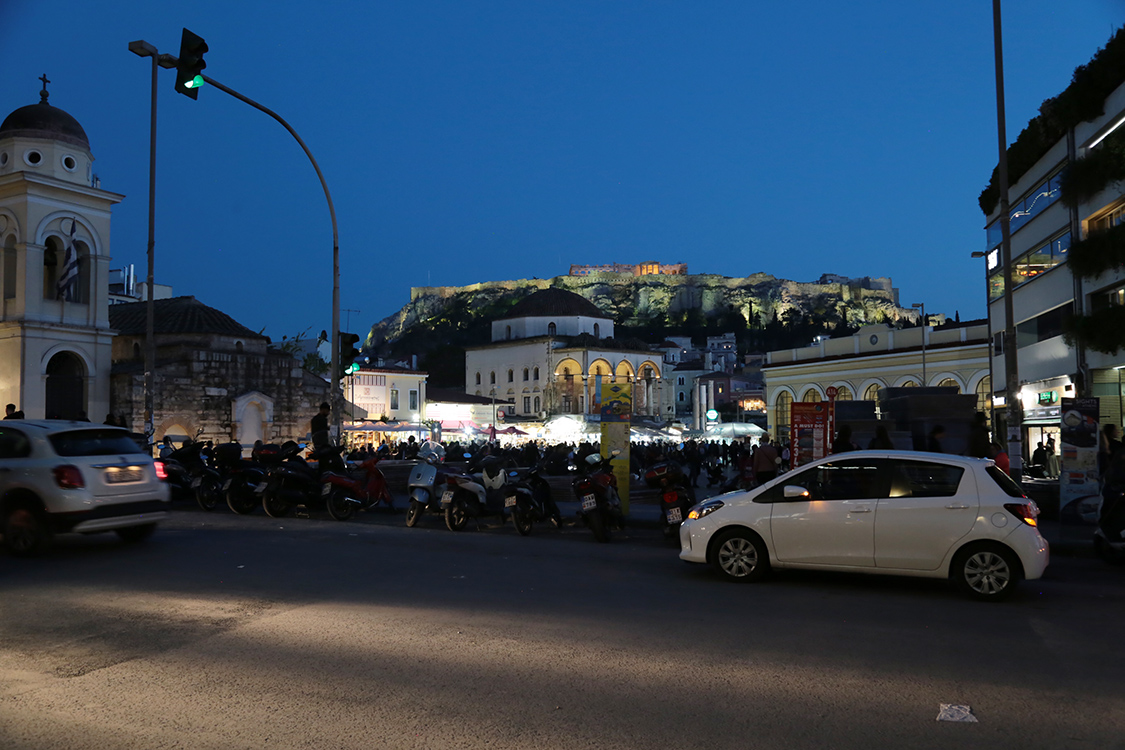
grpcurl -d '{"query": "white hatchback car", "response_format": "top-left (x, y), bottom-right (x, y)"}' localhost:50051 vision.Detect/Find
top-left (0, 420), bottom-right (170, 556)
top-left (679, 451), bottom-right (1048, 600)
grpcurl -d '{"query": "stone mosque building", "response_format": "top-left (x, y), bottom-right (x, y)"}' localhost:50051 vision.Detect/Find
top-left (0, 82), bottom-right (328, 445)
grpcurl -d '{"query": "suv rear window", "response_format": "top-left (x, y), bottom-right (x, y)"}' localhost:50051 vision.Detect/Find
top-left (49, 429), bottom-right (147, 457)
top-left (986, 465), bottom-right (1027, 498)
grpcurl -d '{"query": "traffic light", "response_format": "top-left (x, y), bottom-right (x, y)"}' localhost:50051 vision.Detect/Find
top-left (339, 332), bottom-right (361, 377)
top-left (175, 28), bottom-right (208, 99)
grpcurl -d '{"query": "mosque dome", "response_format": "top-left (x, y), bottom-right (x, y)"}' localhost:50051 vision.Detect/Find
top-left (500, 288), bottom-right (609, 320)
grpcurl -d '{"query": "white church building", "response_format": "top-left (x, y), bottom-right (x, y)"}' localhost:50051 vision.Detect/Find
top-left (0, 80), bottom-right (119, 420)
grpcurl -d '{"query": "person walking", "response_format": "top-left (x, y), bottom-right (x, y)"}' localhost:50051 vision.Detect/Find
top-left (311, 402), bottom-right (331, 451)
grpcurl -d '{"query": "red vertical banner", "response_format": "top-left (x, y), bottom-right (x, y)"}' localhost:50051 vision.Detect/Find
top-left (790, 402), bottom-right (830, 469)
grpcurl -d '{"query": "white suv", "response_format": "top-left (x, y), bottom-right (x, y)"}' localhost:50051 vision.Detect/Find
top-left (679, 451), bottom-right (1049, 601)
top-left (0, 420), bottom-right (170, 556)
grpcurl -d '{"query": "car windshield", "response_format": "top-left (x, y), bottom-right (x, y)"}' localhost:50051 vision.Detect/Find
top-left (49, 428), bottom-right (147, 457)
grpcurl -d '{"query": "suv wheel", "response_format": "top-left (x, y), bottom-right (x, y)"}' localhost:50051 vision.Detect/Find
top-left (3, 504), bottom-right (52, 557)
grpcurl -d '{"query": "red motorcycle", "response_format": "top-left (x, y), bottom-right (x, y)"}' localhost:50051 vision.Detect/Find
top-left (572, 452), bottom-right (624, 543)
top-left (320, 454), bottom-right (393, 520)
top-left (644, 460), bottom-right (695, 540)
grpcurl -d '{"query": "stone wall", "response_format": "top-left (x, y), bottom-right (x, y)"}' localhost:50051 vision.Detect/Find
top-left (110, 346), bottom-right (329, 447)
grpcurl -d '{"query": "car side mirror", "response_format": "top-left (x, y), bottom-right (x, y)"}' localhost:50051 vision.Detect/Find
top-left (783, 485), bottom-right (810, 499)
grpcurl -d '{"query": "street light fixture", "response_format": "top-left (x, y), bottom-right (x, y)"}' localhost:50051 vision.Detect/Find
top-left (912, 302), bottom-right (927, 386)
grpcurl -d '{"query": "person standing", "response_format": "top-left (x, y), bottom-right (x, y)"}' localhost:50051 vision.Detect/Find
top-left (311, 402), bottom-right (331, 451)
top-left (753, 436), bottom-right (780, 485)
top-left (967, 412), bottom-right (991, 458)
top-left (831, 424), bottom-right (857, 454)
top-left (868, 425), bottom-right (894, 450)
top-left (4, 403), bottom-right (24, 420)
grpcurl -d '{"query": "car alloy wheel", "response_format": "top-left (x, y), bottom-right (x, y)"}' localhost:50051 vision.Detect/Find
top-left (956, 543), bottom-right (1020, 601)
top-left (712, 529), bottom-right (768, 582)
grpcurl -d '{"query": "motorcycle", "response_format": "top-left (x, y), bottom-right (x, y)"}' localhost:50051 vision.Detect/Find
top-left (572, 451), bottom-right (624, 543)
top-left (643, 460), bottom-right (695, 539)
top-left (503, 461), bottom-right (562, 535)
top-left (406, 441), bottom-right (473, 527)
top-left (157, 441), bottom-right (218, 508)
top-left (320, 452), bottom-right (394, 519)
top-left (213, 441), bottom-right (274, 515)
top-left (261, 442), bottom-right (354, 520)
top-left (442, 455), bottom-right (512, 531)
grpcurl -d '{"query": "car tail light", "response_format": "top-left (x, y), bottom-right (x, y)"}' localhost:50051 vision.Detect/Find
top-left (663, 491), bottom-right (678, 504)
top-left (1004, 502), bottom-right (1039, 527)
top-left (154, 461), bottom-right (169, 480)
top-left (53, 465), bottom-right (84, 489)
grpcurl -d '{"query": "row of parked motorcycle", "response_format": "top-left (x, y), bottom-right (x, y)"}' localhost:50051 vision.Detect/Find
top-left (157, 440), bottom-right (393, 521)
top-left (156, 439), bottom-right (701, 543)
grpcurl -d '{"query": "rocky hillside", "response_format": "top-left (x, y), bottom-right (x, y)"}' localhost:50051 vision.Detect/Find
top-left (366, 271), bottom-right (913, 348)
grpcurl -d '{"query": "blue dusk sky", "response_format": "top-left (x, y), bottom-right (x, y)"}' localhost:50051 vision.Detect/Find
top-left (2, 1), bottom-right (1122, 342)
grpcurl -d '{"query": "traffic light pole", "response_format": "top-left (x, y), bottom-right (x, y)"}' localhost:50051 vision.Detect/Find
top-left (161, 62), bottom-right (343, 438)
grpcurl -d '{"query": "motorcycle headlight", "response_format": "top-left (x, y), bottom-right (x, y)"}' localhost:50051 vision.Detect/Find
top-left (687, 500), bottom-right (724, 520)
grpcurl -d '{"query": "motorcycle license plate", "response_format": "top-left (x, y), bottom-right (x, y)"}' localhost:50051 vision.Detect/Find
top-left (667, 507), bottom-right (682, 524)
top-left (255, 481), bottom-right (268, 494)
top-left (441, 490), bottom-right (454, 506)
top-left (581, 494), bottom-right (597, 512)
top-left (504, 496), bottom-right (517, 508)
top-left (191, 477), bottom-right (202, 489)
top-left (321, 483), bottom-right (332, 496)
top-left (222, 479), bottom-right (232, 491)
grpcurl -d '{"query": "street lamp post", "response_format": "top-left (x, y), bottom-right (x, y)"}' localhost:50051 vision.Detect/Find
top-left (912, 302), bottom-right (927, 386)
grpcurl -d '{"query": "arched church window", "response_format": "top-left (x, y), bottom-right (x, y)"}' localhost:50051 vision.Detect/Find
top-left (475, 372), bottom-right (481, 385)
top-left (42, 236), bottom-right (60, 300)
top-left (523, 368), bottom-right (529, 381)
top-left (490, 371), bottom-right (496, 385)
top-left (548, 322), bottom-right (556, 336)
top-left (132, 342), bottom-right (141, 360)
top-left (593, 323), bottom-right (600, 337)
top-left (533, 367), bottom-right (540, 380)
top-left (3, 234), bottom-right (15, 300)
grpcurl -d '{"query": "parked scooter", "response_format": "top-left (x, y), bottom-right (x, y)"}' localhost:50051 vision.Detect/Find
top-left (442, 455), bottom-right (512, 531)
top-left (506, 460), bottom-right (562, 535)
top-left (643, 460), bottom-right (695, 539)
top-left (320, 450), bottom-right (393, 519)
top-left (157, 441), bottom-right (218, 508)
top-left (405, 441), bottom-right (470, 527)
top-left (212, 441), bottom-right (274, 515)
top-left (572, 451), bottom-right (624, 543)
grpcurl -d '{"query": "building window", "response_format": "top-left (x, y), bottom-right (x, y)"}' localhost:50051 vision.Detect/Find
top-left (775, 391), bottom-right (793, 442)
top-left (802, 389), bottom-right (819, 402)
top-left (506, 325), bottom-right (511, 340)
top-left (1016, 303), bottom-right (1072, 348)
top-left (548, 322), bottom-right (556, 336)
top-left (490, 371), bottom-right (496, 385)
top-left (593, 323), bottom-right (600, 337)
top-left (534, 396), bottom-right (540, 412)
top-left (390, 389), bottom-right (399, 410)
top-left (985, 171), bottom-right (1063, 249)
top-left (508, 369), bottom-right (514, 382)
top-left (523, 368), bottom-right (529, 381)
top-left (937, 378), bottom-right (959, 391)
top-left (863, 383), bottom-right (881, 401)
top-left (976, 376), bottom-right (992, 416)
top-left (475, 372), bottom-right (481, 385)
top-left (523, 396), bottom-right (531, 412)
top-left (534, 367), bottom-right (540, 380)
top-left (677, 376), bottom-right (685, 386)
top-left (409, 390), bottom-right (418, 411)
top-left (678, 392), bottom-right (685, 402)
top-left (835, 386), bottom-right (853, 401)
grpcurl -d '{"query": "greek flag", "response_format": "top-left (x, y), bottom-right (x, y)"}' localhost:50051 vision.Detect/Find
top-left (56, 218), bottom-right (79, 302)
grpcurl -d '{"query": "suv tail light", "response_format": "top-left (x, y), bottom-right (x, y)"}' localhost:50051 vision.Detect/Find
top-left (1004, 502), bottom-right (1039, 527)
top-left (53, 465), bottom-right (85, 489)
top-left (154, 461), bottom-right (169, 481)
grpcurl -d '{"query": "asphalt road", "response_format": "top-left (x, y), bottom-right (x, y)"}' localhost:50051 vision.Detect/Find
top-left (1, 505), bottom-right (1123, 750)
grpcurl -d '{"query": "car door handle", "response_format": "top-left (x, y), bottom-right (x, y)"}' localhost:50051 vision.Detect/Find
top-left (945, 503), bottom-right (970, 510)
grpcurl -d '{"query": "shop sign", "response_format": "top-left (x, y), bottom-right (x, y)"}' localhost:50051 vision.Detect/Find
top-left (790, 402), bottom-right (829, 469)
top-left (1038, 390), bottom-right (1058, 406)
top-left (1060, 397), bottom-right (1100, 523)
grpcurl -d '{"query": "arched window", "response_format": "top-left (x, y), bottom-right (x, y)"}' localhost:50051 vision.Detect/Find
top-left (802, 389), bottom-right (819, 402)
top-left (863, 383), bottom-right (881, 401)
top-left (937, 378), bottom-right (959, 391)
top-left (901, 380), bottom-right (918, 388)
top-left (534, 396), bottom-right (540, 412)
top-left (975, 375), bottom-right (992, 417)
top-left (775, 391), bottom-right (793, 443)
top-left (678, 392), bottom-right (685, 402)
top-left (132, 342), bottom-right (141, 360)
top-left (835, 386), bottom-right (853, 401)
top-left (548, 322), bottom-right (557, 336)
top-left (593, 323), bottom-right (600, 337)
top-left (475, 372), bottom-right (481, 385)
top-left (523, 368), bottom-right (529, 381)
top-left (42, 236), bottom-right (60, 299)
top-left (533, 367), bottom-right (540, 380)
top-left (507, 369), bottom-right (514, 382)
top-left (235, 341), bottom-right (244, 352)
top-left (490, 371), bottom-right (496, 385)
top-left (506, 325), bottom-right (511, 340)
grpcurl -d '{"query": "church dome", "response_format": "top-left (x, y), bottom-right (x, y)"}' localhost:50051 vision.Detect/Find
top-left (500, 288), bottom-right (608, 320)
top-left (0, 92), bottom-right (90, 150)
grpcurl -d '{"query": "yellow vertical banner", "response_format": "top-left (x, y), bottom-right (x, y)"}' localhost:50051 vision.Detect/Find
top-left (600, 382), bottom-right (632, 515)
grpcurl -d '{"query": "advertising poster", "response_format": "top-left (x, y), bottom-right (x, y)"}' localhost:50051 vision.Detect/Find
top-left (790, 402), bottom-right (829, 469)
top-left (1060, 397), bottom-right (1100, 524)
top-left (600, 382), bottom-right (632, 514)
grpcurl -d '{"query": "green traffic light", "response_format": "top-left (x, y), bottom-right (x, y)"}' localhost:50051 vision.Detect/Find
top-left (184, 75), bottom-right (204, 89)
